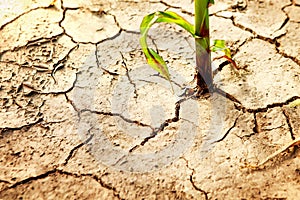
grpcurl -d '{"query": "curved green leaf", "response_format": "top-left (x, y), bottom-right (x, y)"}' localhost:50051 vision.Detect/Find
top-left (140, 11), bottom-right (195, 88)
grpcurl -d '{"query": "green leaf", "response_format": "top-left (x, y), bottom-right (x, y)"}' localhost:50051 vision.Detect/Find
top-left (140, 11), bottom-right (195, 88)
top-left (155, 11), bottom-right (195, 36)
top-left (211, 39), bottom-right (232, 58)
top-left (146, 48), bottom-right (170, 80)
top-left (289, 99), bottom-right (300, 107)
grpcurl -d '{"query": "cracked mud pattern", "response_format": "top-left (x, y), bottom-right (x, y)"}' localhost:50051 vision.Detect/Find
top-left (0, 0), bottom-right (300, 199)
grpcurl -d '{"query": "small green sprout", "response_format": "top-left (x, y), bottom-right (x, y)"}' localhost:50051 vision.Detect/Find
top-left (140, 0), bottom-right (235, 95)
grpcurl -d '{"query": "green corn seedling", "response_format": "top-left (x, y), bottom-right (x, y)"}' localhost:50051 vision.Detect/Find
top-left (140, 0), bottom-right (235, 95)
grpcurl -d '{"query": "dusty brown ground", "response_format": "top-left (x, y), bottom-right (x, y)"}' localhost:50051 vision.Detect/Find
top-left (1, 0), bottom-right (300, 199)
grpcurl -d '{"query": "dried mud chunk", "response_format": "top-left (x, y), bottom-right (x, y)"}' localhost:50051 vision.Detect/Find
top-left (0, 8), bottom-right (63, 52)
top-left (233, 0), bottom-right (289, 39)
top-left (1, 35), bottom-right (77, 69)
top-left (28, 66), bottom-right (76, 93)
top-left (278, 22), bottom-right (300, 58)
top-left (41, 94), bottom-right (77, 122)
top-left (110, 1), bottom-right (167, 31)
top-left (255, 107), bottom-right (291, 144)
top-left (61, 9), bottom-right (119, 43)
top-left (0, 63), bottom-right (43, 128)
top-left (0, 0), bottom-right (58, 28)
top-left (284, 5), bottom-right (300, 22)
top-left (210, 16), bottom-right (252, 50)
top-left (218, 39), bottom-right (300, 109)
top-left (0, 120), bottom-right (81, 183)
top-left (209, 0), bottom-right (236, 14)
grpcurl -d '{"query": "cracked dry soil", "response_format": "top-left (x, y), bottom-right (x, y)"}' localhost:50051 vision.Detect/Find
top-left (0, 0), bottom-right (300, 199)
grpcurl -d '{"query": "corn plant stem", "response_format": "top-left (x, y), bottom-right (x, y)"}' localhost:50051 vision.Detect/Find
top-left (194, 0), bottom-right (213, 93)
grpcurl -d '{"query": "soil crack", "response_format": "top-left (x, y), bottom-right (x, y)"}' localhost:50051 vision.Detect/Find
top-left (0, 179), bottom-right (11, 184)
top-left (0, 3), bottom-right (59, 31)
top-left (64, 93), bottom-right (80, 119)
top-left (119, 52), bottom-right (138, 98)
top-left (58, 5), bottom-right (78, 44)
top-left (58, 5), bottom-right (122, 44)
top-left (231, 17), bottom-right (285, 43)
top-left (0, 33), bottom-right (64, 56)
top-left (293, 1), bottom-right (300, 6)
top-left (214, 87), bottom-right (241, 104)
top-left (51, 44), bottom-right (79, 83)
top-left (62, 130), bottom-right (94, 166)
top-left (94, 45), bottom-right (119, 76)
top-left (159, 0), bottom-right (194, 16)
top-left (0, 169), bottom-right (123, 199)
top-left (276, 47), bottom-right (300, 66)
top-left (181, 157), bottom-right (209, 200)
top-left (275, 2), bottom-right (292, 31)
top-left (235, 96), bottom-right (300, 113)
top-left (282, 109), bottom-right (296, 140)
top-left (128, 97), bottom-right (184, 152)
top-left (80, 109), bottom-right (154, 130)
top-left (213, 115), bottom-right (240, 143)
top-left (88, 172), bottom-right (124, 200)
top-left (0, 169), bottom-right (57, 192)
top-left (227, 8), bottom-right (300, 66)
top-left (0, 117), bottom-right (43, 133)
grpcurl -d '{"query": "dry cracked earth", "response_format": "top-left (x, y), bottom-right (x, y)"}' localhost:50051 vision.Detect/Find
top-left (1, 0), bottom-right (300, 199)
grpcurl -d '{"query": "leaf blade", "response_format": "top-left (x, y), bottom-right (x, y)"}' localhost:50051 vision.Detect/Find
top-left (140, 11), bottom-right (195, 86)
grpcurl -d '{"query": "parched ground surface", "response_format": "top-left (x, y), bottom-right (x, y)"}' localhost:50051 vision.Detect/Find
top-left (0, 0), bottom-right (300, 199)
